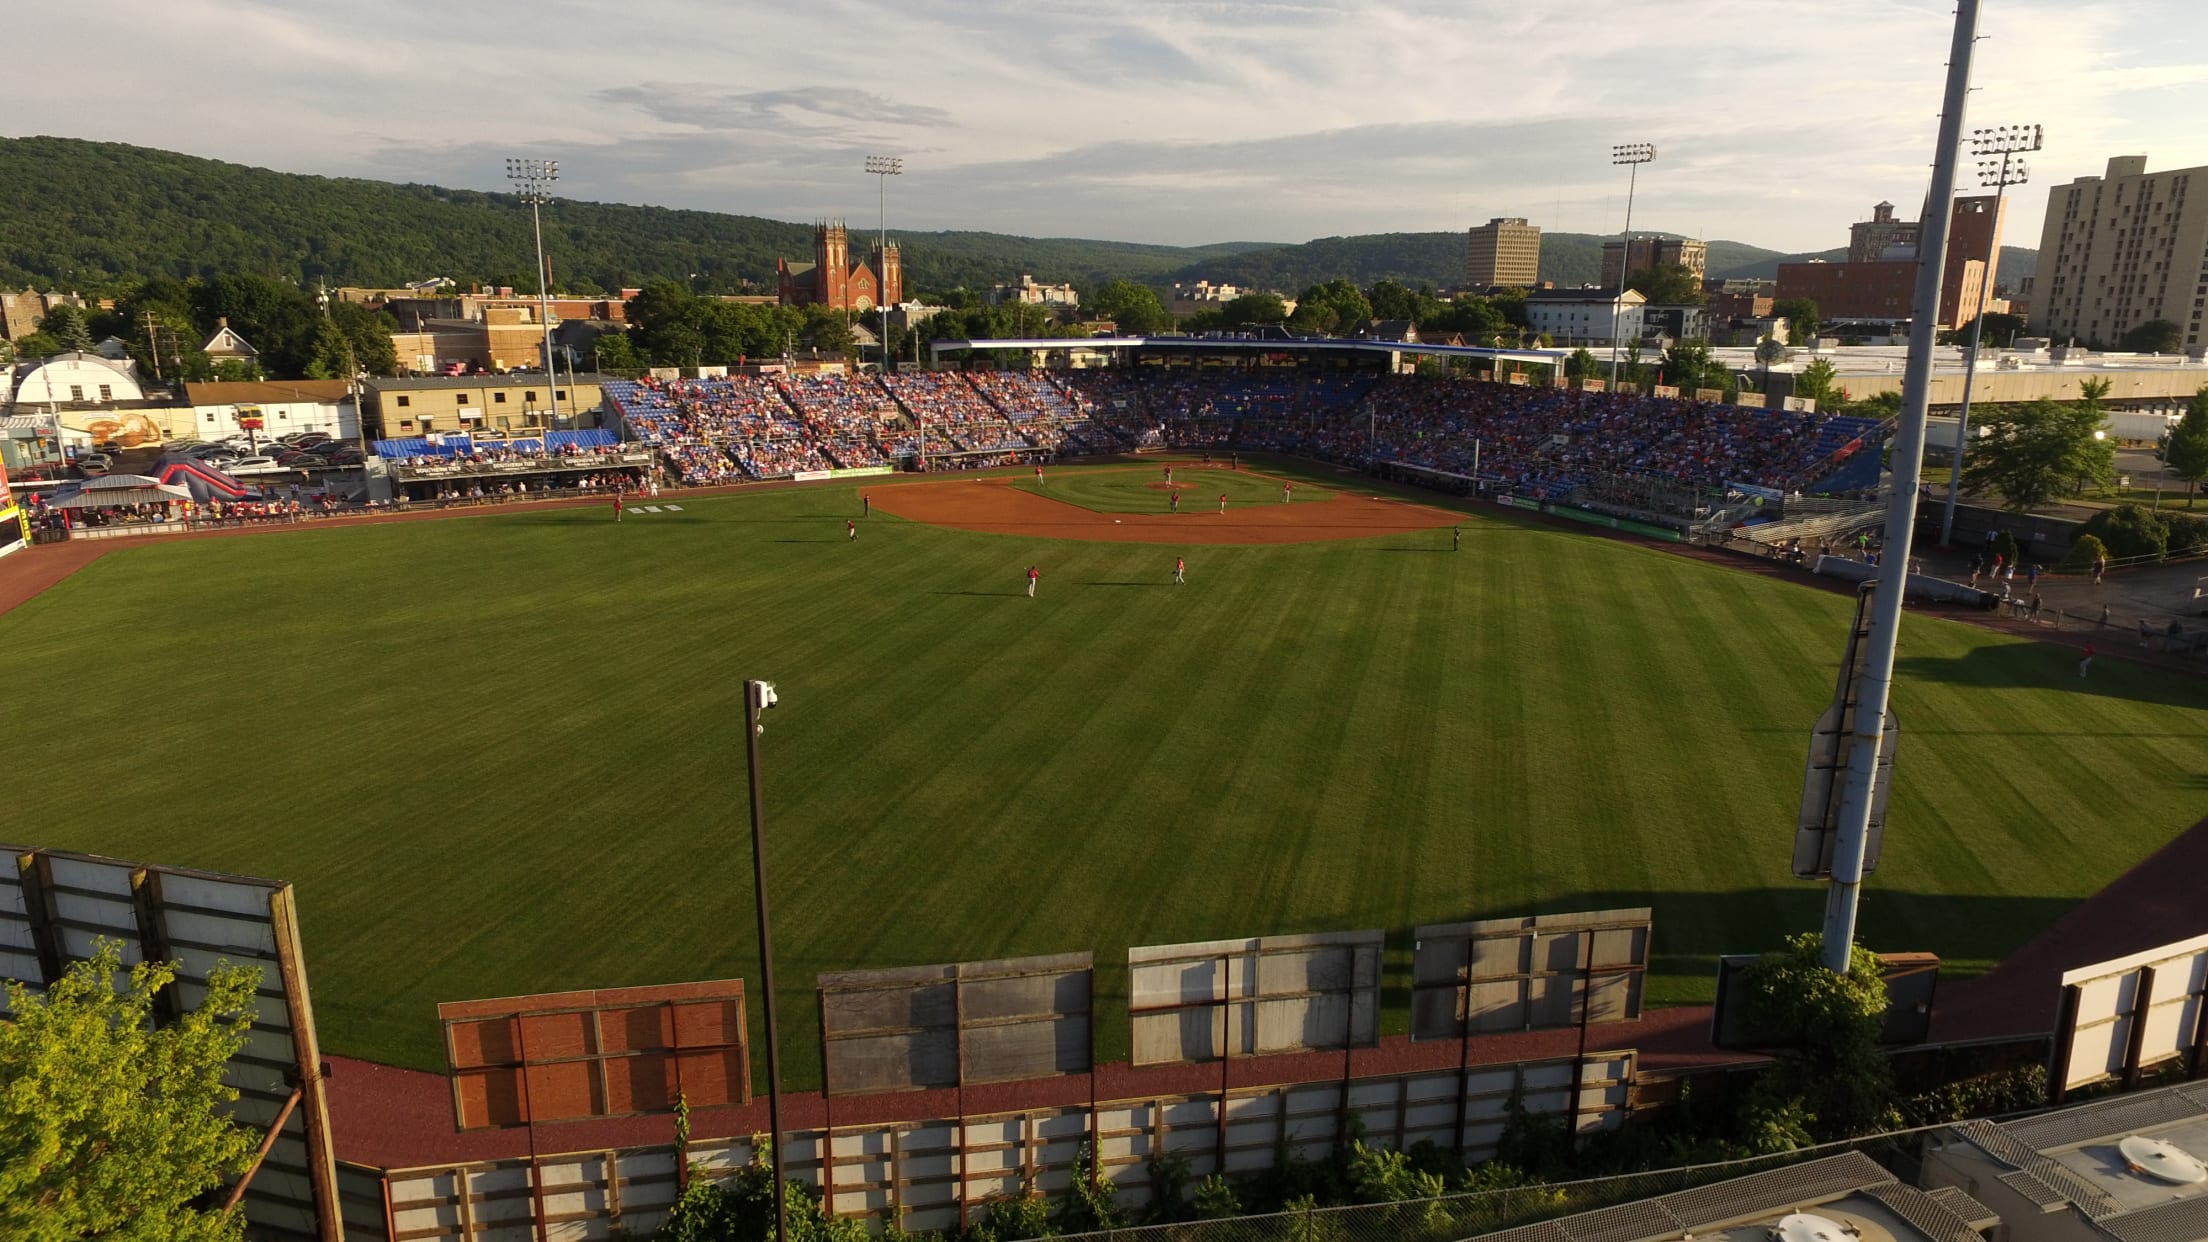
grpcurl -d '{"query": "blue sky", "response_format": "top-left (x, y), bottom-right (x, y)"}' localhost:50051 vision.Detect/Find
top-left (7, 0), bottom-right (2208, 253)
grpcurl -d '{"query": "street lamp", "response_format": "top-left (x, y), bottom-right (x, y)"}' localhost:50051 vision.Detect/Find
top-left (743, 678), bottom-right (790, 1242)
top-left (505, 157), bottom-right (563, 437)
top-left (864, 156), bottom-right (903, 374)
top-left (1939, 123), bottom-right (2041, 546)
top-left (1608, 142), bottom-right (1657, 391)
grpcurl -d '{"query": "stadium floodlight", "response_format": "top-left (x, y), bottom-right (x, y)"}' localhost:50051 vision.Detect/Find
top-left (743, 677), bottom-right (789, 1242)
top-left (864, 156), bottom-right (903, 379)
top-left (1607, 143), bottom-right (1657, 390)
top-left (505, 157), bottom-right (563, 433)
top-left (1939, 121), bottom-right (2042, 547)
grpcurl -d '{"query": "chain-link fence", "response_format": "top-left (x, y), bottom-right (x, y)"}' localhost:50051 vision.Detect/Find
top-left (1056, 1125), bottom-right (1953, 1242)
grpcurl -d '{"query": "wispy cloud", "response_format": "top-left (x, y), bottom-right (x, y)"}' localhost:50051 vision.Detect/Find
top-left (2, 0), bottom-right (2206, 253)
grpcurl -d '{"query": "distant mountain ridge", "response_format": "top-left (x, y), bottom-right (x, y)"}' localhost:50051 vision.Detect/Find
top-left (0, 136), bottom-right (2036, 300)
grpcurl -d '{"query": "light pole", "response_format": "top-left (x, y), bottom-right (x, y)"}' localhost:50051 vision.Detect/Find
top-left (1608, 143), bottom-right (1657, 391)
top-left (743, 679), bottom-right (789, 1242)
top-left (505, 157), bottom-right (562, 436)
top-left (864, 156), bottom-right (902, 374)
top-left (1939, 123), bottom-right (2041, 546)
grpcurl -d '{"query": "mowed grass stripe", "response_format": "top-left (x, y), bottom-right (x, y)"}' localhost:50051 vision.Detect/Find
top-left (3, 482), bottom-right (2205, 1079)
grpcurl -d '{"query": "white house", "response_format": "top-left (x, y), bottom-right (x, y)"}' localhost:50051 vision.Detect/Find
top-left (177, 380), bottom-right (359, 443)
top-left (1524, 288), bottom-right (1647, 346)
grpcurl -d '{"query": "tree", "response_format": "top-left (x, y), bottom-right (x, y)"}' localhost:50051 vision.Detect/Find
top-left (1625, 263), bottom-right (1704, 306)
top-left (39, 305), bottom-right (94, 353)
top-left (13, 330), bottom-right (64, 360)
top-left (1289, 279), bottom-right (1370, 335)
top-left (1220, 292), bottom-right (1288, 327)
top-left (2076, 375), bottom-right (2112, 423)
top-left (1773, 296), bottom-right (1820, 343)
top-left (1794, 357), bottom-right (1839, 405)
top-left (1977, 312), bottom-right (2027, 348)
top-left (2078, 504), bottom-right (2167, 561)
top-left (1, 939), bottom-right (262, 1241)
top-left (1366, 279), bottom-right (1419, 322)
top-left (2120, 319), bottom-right (2184, 354)
top-left (1964, 397), bottom-right (2117, 510)
top-left (2161, 386), bottom-right (2208, 506)
top-left (1739, 933), bottom-right (1895, 1140)
top-left (1564, 347), bottom-right (1599, 381)
top-left (1086, 280), bottom-right (1170, 335)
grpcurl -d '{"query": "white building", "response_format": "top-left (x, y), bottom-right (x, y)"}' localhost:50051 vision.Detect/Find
top-left (987, 275), bottom-right (1080, 308)
top-left (1524, 288), bottom-right (1647, 345)
top-left (7, 353), bottom-right (146, 407)
top-left (177, 380), bottom-right (359, 443)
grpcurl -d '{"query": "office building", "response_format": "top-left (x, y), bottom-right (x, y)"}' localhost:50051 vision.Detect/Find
top-left (2033, 155), bottom-right (2208, 351)
top-left (1467, 217), bottom-right (1542, 288)
top-left (1600, 237), bottom-right (1708, 287)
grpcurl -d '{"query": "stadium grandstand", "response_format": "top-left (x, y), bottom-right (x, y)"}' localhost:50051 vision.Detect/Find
top-left (370, 427), bottom-right (656, 500)
top-left (591, 350), bottom-right (1893, 530)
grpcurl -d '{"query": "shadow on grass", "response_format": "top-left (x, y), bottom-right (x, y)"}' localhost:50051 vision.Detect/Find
top-left (1085, 580), bottom-right (1171, 587)
top-left (929, 589), bottom-right (1025, 597)
top-left (1894, 644), bottom-right (2208, 713)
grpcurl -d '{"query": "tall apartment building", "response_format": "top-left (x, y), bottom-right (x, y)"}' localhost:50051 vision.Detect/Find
top-left (2033, 155), bottom-right (2208, 350)
top-left (1599, 236), bottom-right (1708, 287)
top-left (1466, 217), bottom-right (1542, 288)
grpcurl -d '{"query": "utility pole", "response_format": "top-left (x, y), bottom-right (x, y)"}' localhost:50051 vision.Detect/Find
top-left (1607, 143), bottom-right (1656, 390)
top-left (743, 680), bottom-right (789, 1242)
top-left (1819, 0), bottom-right (1980, 974)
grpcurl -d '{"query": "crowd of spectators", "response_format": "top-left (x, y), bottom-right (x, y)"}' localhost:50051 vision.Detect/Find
top-left (878, 373), bottom-right (1028, 454)
top-left (777, 373), bottom-right (895, 468)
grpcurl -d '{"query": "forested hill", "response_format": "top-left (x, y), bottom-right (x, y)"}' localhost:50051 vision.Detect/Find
top-left (0, 136), bottom-right (2034, 297)
top-left (0, 137), bottom-right (1274, 294)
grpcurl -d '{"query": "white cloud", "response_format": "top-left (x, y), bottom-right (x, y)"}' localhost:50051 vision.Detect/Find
top-left (4, 0), bottom-right (2207, 255)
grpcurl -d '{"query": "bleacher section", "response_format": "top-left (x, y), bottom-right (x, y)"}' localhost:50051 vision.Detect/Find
top-left (587, 369), bottom-right (1891, 509)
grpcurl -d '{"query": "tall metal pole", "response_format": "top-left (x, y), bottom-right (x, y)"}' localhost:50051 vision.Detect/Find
top-left (1608, 144), bottom-right (1656, 390)
top-left (744, 679), bottom-right (789, 1242)
top-left (1820, 0), bottom-right (1980, 974)
top-left (507, 158), bottom-right (563, 435)
top-left (1940, 124), bottom-right (2041, 545)
top-left (865, 156), bottom-right (902, 374)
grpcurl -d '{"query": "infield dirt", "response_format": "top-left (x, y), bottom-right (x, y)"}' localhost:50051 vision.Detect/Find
top-left (874, 470), bottom-right (1458, 545)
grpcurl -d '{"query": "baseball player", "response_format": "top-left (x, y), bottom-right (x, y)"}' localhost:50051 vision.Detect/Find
top-left (1174, 556), bottom-right (1186, 585)
top-left (847, 519), bottom-right (857, 541)
top-left (1027, 565), bottom-right (1040, 598)
top-left (1218, 493), bottom-right (1227, 515)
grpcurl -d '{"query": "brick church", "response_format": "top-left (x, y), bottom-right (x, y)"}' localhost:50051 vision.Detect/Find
top-left (777, 221), bottom-right (902, 311)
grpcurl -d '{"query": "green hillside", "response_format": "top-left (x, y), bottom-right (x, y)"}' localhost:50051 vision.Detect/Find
top-left (0, 136), bottom-right (1278, 296)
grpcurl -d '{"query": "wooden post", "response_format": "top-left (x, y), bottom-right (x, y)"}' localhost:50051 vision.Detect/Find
top-left (889, 1125), bottom-right (903, 1224)
top-left (2190, 986), bottom-right (2208, 1082)
top-left (267, 886), bottom-right (344, 1241)
top-left (127, 868), bottom-right (179, 1024)
top-left (817, 989), bottom-right (834, 1207)
top-left (222, 1086), bottom-right (305, 1209)
top-left (453, 1166), bottom-right (477, 1239)
top-left (2048, 984), bottom-right (2084, 1104)
top-left (16, 851), bottom-right (63, 985)
top-left (604, 1150), bottom-right (622, 1229)
top-left (2122, 968), bottom-right (2160, 1090)
top-left (1453, 934), bottom-right (1475, 1159)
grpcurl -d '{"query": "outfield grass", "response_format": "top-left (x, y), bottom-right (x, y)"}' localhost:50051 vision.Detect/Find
top-left (6, 465), bottom-right (2207, 1085)
top-left (1012, 465), bottom-right (1332, 513)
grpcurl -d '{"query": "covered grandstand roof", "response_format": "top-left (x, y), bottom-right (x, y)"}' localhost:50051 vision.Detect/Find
top-left (926, 335), bottom-right (1572, 368)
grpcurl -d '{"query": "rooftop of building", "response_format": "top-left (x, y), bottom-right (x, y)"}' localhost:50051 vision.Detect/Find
top-left (1944, 1083), bottom-right (2208, 1242)
top-left (1478, 1152), bottom-right (1995, 1242)
top-left (1707, 341), bottom-right (2208, 379)
top-left (181, 380), bottom-right (354, 405)
top-left (362, 373), bottom-right (617, 392)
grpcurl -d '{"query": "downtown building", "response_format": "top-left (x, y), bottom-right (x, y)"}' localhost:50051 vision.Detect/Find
top-left (1776, 196), bottom-right (2004, 329)
top-left (2033, 155), bottom-right (2208, 352)
top-left (1599, 236), bottom-right (1707, 287)
top-left (1466, 217), bottom-right (1542, 288)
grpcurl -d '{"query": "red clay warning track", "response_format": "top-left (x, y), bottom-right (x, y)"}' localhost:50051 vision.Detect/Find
top-left (872, 473), bottom-right (1459, 545)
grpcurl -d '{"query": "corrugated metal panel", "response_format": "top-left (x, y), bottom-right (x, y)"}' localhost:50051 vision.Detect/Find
top-left (1858, 1181), bottom-right (1986, 1242)
top-left (1661, 1152), bottom-right (1894, 1228)
top-left (2096, 1196), bottom-right (2208, 1242)
top-left (2005, 1087), bottom-right (2208, 1152)
top-left (1923, 1185), bottom-right (2003, 1230)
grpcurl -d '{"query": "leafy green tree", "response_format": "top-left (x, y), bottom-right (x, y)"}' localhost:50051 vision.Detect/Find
top-left (1430, 295), bottom-right (1507, 337)
top-left (2078, 504), bottom-right (2168, 561)
top-left (1085, 280), bottom-right (1170, 335)
top-left (1663, 339), bottom-right (1735, 396)
top-left (1794, 357), bottom-right (1839, 405)
top-left (593, 329), bottom-right (647, 373)
top-left (2076, 375), bottom-right (2112, 423)
top-left (2120, 319), bottom-right (2185, 354)
top-left (1965, 398), bottom-right (2117, 510)
top-left (1563, 347), bottom-right (1599, 381)
top-left (2161, 386), bottom-right (2208, 507)
top-left (1739, 933), bottom-right (1895, 1140)
top-left (1773, 296), bottom-right (1819, 342)
top-left (1, 939), bottom-right (262, 1241)
top-left (1366, 279), bottom-right (1419, 322)
top-left (1220, 292), bottom-right (1288, 327)
top-left (1626, 262), bottom-right (1704, 306)
top-left (1289, 278), bottom-right (1371, 336)
top-left (13, 330), bottom-right (64, 360)
top-left (1977, 312), bottom-right (2027, 348)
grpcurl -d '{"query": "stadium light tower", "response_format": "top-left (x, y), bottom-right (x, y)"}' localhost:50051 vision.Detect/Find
top-left (743, 679), bottom-right (790, 1242)
top-left (1939, 123), bottom-right (2041, 547)
top-left (1608, 143), bottom-right (1657, 390)
top-left (865, 156), bottom-right (903, 373)
top-left (505, 157), bottom-right (562, 434)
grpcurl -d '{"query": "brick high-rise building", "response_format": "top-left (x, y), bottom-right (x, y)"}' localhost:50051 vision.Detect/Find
top-left (2033, 155), bottom-right (2208, 351)
top-left (1774, 196), bottom-right (2004, 329)
top-left (1599, 237), bottom-right (1708, 288)
top-left (777, 220), bottom-right (902, 311)
top-left (1465, 217), bottom-right (1542, 288)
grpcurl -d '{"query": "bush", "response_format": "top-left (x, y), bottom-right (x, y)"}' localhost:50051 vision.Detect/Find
top-left (1992, 529), bottom-right (2021, 568)
top-left (2058, 533), bottom-right (2109, 573)
top-left (2080, 503), bottom-right (2168, 561)
top-left (2166, 512), bottom-right (2208, 557)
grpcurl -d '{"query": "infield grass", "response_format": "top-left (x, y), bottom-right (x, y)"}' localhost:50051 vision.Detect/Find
top-left (5, 461), bottom-right (2207, 1083)
top-left (1013, 465), bottom-right (1332, 513)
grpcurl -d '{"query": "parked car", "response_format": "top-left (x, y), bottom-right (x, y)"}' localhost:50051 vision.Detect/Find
top-left (291, 433), bottom-right (333, 448)
top-left (323, 449), bottom-right (365, 466)
top-left (226, 456), bottom-right (285, 475)
top-left (76, 453), bottom-right (113, 476)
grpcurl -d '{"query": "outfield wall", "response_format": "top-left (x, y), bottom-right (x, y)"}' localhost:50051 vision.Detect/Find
top-left (341, 1051), bottom-right (1633, 1240)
